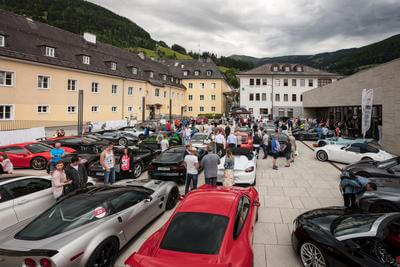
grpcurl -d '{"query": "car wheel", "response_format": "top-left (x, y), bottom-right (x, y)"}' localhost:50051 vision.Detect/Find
top-left (133, 162), bottom-right (143, 178)
top-left (166, 186), bottom-right (179, 210)
top-left (86, 182), bottom-right (94, 187)
top-left (138, 134), bottom-right (144, 140)
top-left (370, 202), bottom-right (398, 213)
top-left (298, 135), bottom-right (305, 141)
top-left (319, 141), bottom-right (326, 147)
top-left (361, 157), bottom-right (373, 161)
top-left (300, 242), bottom-right (328, 267)
top-left (316, 151), bottom-right (328, 162)
top-left (118, 138), bottom-right (128, 146)
top-left (86, 237), bottom-right (119, 267)
top-left (30, 157), bottom-right (47, 170)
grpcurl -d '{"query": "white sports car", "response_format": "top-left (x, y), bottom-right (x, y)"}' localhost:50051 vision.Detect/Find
top-left (217, 148), bottom-right (257, 185)
top-left (315, 143), bottom-right (393, 164)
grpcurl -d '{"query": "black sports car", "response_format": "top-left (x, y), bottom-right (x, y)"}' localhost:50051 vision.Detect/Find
top-left (343, 157), bottom-right (400, 179)
top-left (293, 128), bottom-right (334, 141)
top-left (87, 130), bottom-right (140, 146)
top-left (139, 133), bottom-right (181, 151)
top-left (40, 136), bottom-right (106, 154)
top-left (292, 207), bottom-right (400, 267)
top-left (358, 184), bottom-right (400, 213)
top-left (87, 146), bottom-right (160, 179)
top-left (148, 146), bottom-right (206, 183)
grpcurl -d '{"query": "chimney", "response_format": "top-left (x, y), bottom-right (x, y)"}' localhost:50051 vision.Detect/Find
top-left (138, 52), bottom-right (145, 60)
top-left (83, 32), bottom-right (96, 44)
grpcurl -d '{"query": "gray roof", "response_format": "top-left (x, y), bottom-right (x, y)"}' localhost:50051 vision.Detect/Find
top-left (238, 63), bottom-right (340, 77)
top-left (0, 9), bottom-right (185, 88)
top-left (164, 59), bottom-right (225, 79)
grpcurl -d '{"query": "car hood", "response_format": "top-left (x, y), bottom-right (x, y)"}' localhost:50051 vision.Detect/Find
top-left (297, 207), bottom-right (347, 232)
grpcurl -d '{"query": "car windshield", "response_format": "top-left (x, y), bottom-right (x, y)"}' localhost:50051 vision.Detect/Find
top-left (331, 214), bottom-right (381, 238)
top-left (192, 134), bottom-right (207, 141)
top-left (25, 143), bottom-right (52, 153)
top-left (158, 150), bottom-right (184, 162)
top-left (160, 212), bottom-right (229, 254)
top-left (377, 158), bottom-right (399, 169)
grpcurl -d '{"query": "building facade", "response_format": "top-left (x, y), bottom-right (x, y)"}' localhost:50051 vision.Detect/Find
top-left (0, 10), bottom-right (229, 130)
top-left (237, 64), bottom-right (341, 118)
top-left (303, 58), bottom-right (400, 155)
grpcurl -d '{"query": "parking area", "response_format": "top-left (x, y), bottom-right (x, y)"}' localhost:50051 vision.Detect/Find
top-left (12, 141), bottom-right (343, 267)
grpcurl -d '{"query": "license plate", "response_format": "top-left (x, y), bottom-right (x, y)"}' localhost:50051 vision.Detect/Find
top-left (158, 167), bottom-right (170, 171)
top-left (96, 172), bottom-right (104, 176)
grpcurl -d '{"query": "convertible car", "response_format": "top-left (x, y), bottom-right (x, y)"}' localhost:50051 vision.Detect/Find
top-left (139, 133), bottom-right (181, 151)
top-left (293, 128), bottom-right (334, 141)
top-left (0, 180), bottom-right (179, 267)
top-left (292, 207), bottom-right (400, 267)
top-left (124, 185), bottom-right (260, 267)
top-left (0, 142), bottom-right (75, 170)
top-left (358, 186), bottom-right (400, 213)
top-left (315, 143), bottom-right (393, 164)
top-left (317, 137), bottom-right (374, 147)
top-left (217, 148), bottom-right (256, 186)
top-left (342, 156), bottom-right (400, 179)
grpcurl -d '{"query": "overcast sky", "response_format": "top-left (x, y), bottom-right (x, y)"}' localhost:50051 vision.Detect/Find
top-left (89, 0), bottom-right (400, 58)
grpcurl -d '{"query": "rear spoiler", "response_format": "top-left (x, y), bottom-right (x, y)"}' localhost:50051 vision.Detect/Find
top-left (126, 253), bottom-right (231, 267)
top-left (0, 248), bottom-right (58, 257)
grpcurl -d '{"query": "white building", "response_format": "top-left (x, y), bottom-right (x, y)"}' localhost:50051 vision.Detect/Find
top-left (237, 64), bottom-right (341, 118)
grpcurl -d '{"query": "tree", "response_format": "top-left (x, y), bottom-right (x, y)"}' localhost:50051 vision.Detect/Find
top-left (158, 40), bottom-right (169, 48)
top-left (171, 44), bottom-right (187, 55)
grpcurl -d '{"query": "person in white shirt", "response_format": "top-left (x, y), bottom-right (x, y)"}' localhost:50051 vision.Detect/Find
top-left (160, 135), bottom-right (169, 152)
top-left (215, 130), bottom-right (226, 155)
top-left (183, 148), bottom-right (199, 195)
top-left (184, 126), bottom-right (192, 144)
top-left (0, 154), bottom-right (13, 174)
top-left (227, 132), bottom-right (237, 148)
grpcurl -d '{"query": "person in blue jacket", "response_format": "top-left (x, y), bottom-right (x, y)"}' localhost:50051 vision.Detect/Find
top-left (339, 171), bottom-right (377, 208)
top-left (271, 130), bottom-right (281, 170)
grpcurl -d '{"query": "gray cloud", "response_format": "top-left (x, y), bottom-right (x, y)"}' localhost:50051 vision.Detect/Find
top-left (89, 0), bottom-right (400, 57)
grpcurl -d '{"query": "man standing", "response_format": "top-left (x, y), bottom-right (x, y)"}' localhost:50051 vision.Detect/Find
top-left (271, 130), bottom-right (281, 170)
top-left (65, 155), bottom-right (88, 193)
top-left (183, 147), bottom-right (199, 195)
top-left (100, 143), bottom-right (115, 185)
top-left (288, 133), bottom-right (297, 162)
top-left (227, 131), bottom-right (237, 148)
top-left (225, 124), bottom-right (231, 140)
top-left (50, 142), bottom-right (65, 173)
top-left (262, 131), bottom-right (269, 159)
top-left (201, 145), bottom-right (220, 186)
top-left (215, 130), bottom-right (225, 155)
top-left (160, 135), bottom-right (169, 152)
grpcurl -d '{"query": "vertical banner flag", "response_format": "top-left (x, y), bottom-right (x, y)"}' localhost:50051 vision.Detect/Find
top-left (361, 89), bottom-right (374, 138)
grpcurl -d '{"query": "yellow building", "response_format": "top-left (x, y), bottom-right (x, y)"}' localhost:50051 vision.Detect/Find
top-left (0, 10), bottom-right (230, 130)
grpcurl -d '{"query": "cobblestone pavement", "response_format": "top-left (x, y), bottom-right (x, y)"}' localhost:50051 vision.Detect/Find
top-left (12, 141), bottom-right (343, 267)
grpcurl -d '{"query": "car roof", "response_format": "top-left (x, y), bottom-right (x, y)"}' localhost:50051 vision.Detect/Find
top-left (0, 175), bottom-right (51, 185)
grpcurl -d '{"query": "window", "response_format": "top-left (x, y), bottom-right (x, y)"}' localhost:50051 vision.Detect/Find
top-left (296, 66), bottom-right (302, 72)
top-left (194, 70), bottom-right (200, 76)
top-left (211, 106), bottom-right (216, 112)
top-left (300, 79), bottom-right (305, 87)
top-left (292, 94), bottom-right (297, 102)
top-left (249, 79), bottom-right (254, 86)
top-left (149, 72), bottom-right (154, 78)
top-left (275, 79), bottom-right (280, 86)
top-left (162, 74), bottom-right (167, 81)
top-left (200, 106), bottom-right (204, 112)
top-left (164, 91), bottom-right (167, 98)
top-left (200, 95), bottom-right (204, 100)
top-left (189, 83), bottom-right (193, 89)
top-left (0, 105), bottom-right (13, 120)
top-left (155, 88), bottom-right (160, 97)
top-left (128, 106), bottom-right (133, 112)
top-left (67, 106), bottom-right (76, 113)
top-left (206, 70), bottom-right (212, 76)
top-left (262, 79), bottom-right (267, 85)
top-left (284, 66), bottom-right (290, 72)
top-left (211, 83), bottom-right (216, 89)
top-left (287, 108), bottom-right (294, 118)
top-left (132, 67), bottom-right (138, 75)
top-left (308, 79), bottom-right (313, 87)
top-left (83, 56), bottom-right (90, 65)
top-left (37, 105), bottom-right (49, 113)
top-left (91, 106), bottom-right (99, 112)
top-left (111, 85), bottom-right (118, 95)
top-left (0, 146), bottom-right (26, 154)
top-left (3, 178), bottom-right (51, 200)
top-left (300, 94), bottom-right (303, 102)
top-left (45, 47), bottom-right (55, 57)
top-left (262, 93), bottom-right (266, 101)
top-left (292, 79), bottom-right (297, 86)
top-left (211, 95), bottom-right (216, 101)
top-left (249, 93), bottom-right (254, 101)
top-left (278, 108), bottom-right (285, 117)
top-left (110, 62), bottom-right (117, 70)
top-left (284, 94), bottom-right (288, 102)
top-left (233, 197), bottom-right (250, 239)
top-left (111, 106), bottom-right (117, 112)
top-left (183, 71), bottom-right (188, 76)
top-left (275, 94), bottom-right (280, 102)
top-left (67, 79), bottom-right (77, 91)
top-left (170, 77), bottom-right (174, 82)
top-left (256, 79), bottom-right (261, 86)
top-left (200, 83), bottom-right (205, 89)
top-left (283, 79), bottom-right (288, 87)
top-left (38, 75), bottom-right (50, 89)
top-left (0, 35), bottom-right (4, 47)
top-left (189, 95), bottom-right (193, 100)
top-left (128, 87), bottom-right (133, 96)
top-left (273, 66), bottom-right (279, 71)
top-left (188, 106), bottom-right (193, 111)
top-left (92, 82), bottom-right (99, 93)
top-left (318, 79), bottom-right (332, 87)
top-left (255, 93), bottom-right (260, 101)
top-left (0, 71), bottom-right (14, 86)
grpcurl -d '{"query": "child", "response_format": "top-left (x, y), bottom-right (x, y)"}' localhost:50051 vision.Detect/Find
top-left (339, 171), bottom-right (377, 208)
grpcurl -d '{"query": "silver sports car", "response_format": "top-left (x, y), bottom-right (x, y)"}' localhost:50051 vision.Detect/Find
top-left (0, 179), bottom-right (179, 267)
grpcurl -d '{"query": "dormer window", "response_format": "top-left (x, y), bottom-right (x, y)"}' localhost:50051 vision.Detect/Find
top-left (170, 77), bottom-right (174, 82)
top-left (111, 62), bottom-right (117, 70)
top-left (284, 66), bottom-right (290, 72)
top-left (0, 35), bottom-right (4, 47)
top-left (149, 72), bottom-right (154, 78)
top-left (163, 75), bottom-right (167, 81)
top-left (183, 71), bottom-right (188, 76)
top-left (273, 66), bottom-right (278, 71)
top-left (181, 64), bottom-right (184, 69)
top-left (83, 55), bottom-right (90, 65)
top-left (194, 70), bottom-right (200, 76)
top-left (296, 66), bottom-right (303, 72)
top-left (45, 46), bottom-right (55, 57)
top-left (206, 70), bottom-right (212, 76)
top-left (132, 67), bottom-right (138, 75)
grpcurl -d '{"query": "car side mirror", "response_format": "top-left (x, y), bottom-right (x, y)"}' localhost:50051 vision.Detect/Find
top-left (253, 200), bottom-right (261, 207)
top-left (144, 196), bottom-right (153, 203)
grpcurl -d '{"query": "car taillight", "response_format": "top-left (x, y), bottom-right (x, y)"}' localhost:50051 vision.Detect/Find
top-left (245, 166), bottom-right (254, 173)
top-left (24, 258), bottom-right (36, 267)
top-left (39, 258), bottom-right (52, 267)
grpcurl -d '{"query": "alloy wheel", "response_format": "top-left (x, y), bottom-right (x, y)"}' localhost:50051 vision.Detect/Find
top-left (92, 241), bottom-right (118, 267)
top-left (316, 151), bottom-right (328, 161)
top-left (300, 242), bottom-right (327, 267)
top-left (118, 138), bottom-right (128, 146)
top-left (134, 163), bottom-right (142, 178)
top-left (31, 157), bottom-right (47, 170)
top-left (166, 187), bottom-right (179, 210)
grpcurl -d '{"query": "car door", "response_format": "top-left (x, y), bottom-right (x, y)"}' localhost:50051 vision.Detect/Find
top-left (340, 145), bottom-right (362, 164)
top-left (233, 196), bottom-right (252, 242)
top-left (3, 178), bottom-right (55, 222)
top-left (0, 186), bottom-right (18, 231)
top-left (0, 146), bottom-right (31, 168)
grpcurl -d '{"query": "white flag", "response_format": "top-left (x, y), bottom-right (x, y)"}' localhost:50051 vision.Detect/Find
top-left (361, 89), bottom-right (374, 138)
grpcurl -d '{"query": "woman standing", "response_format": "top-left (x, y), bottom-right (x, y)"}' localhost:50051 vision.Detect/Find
top-left (0, 154), bottom-right (14, 174)
top-left (119, 147), bottom-right (135, 179)
top-left (223, 149), bottom-right (235, 187)
top-left (51, 161), bottom-right (71, 200)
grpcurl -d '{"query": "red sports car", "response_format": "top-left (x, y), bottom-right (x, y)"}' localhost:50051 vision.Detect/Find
top-left (125, 185), bottom-right (260, 267)
top-left (0, 142), bottom-right (75, 170)
top-left (239, 132), bottom-right (254, 150)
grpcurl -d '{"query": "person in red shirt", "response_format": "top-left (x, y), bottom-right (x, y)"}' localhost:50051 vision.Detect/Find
top-left (119, 147), bottom-right (135, 179)
top-left (166, 121), bottom-right (171, 131)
